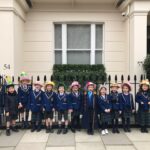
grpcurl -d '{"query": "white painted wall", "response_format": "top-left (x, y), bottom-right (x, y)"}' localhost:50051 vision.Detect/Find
top-left (0, 0), bottom-right (149, 81)
top-left (0, 0), bottom-right (26, 76)
top-left (0, 11), bottom-right (14, 75)
top-left (24, 3), bottom-right (126, 78)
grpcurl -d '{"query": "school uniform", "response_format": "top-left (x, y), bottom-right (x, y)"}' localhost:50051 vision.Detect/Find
top-left (82, 91), bottom-right (98, 135)
top-left (5, 91), bottom-right (18, 122)
top-left (28, 90), bottom-right (44, 132)
top-left (136, 91), bottom-right (150, 132)
top-left (119, 93), bottom-right (134, 132)
top-left (98, 94), bottom-right (112, 131)
top-left (56, 93), bottom-right (70, 121)
top-left (109, 92), bottom-right (121, 133)
top-left (56, 92), bottom-right (70, 134)
top-left (18, 85), bottom-right (32, 128)
top-left (43, 91), bottom-right (57, 120)
top-left (68, 92), bottom-right (82, 132)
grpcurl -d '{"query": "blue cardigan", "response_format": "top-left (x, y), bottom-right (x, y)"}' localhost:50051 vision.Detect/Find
top-left (98, 94), bottom-right (112, 113)
top-left (43, 91), bottom-right (57, 112)
top-left (18, 85), bottom-right (32, 106)
top-left (28, 90), bottom-right (44, 112)
top-left (56, 93), bottom-right (71, 111)
top-left (119, 93), bottom-right (134, 111)
top-left (68, 92), bottom-right (83, 111)
top-left (108, 92), bottom-right (122, 111)
top-left (136, 91), bottom-right (150, 111)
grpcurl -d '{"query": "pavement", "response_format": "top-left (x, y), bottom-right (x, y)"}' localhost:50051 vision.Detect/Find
top-left (0, 128), bottom-right (149, 150)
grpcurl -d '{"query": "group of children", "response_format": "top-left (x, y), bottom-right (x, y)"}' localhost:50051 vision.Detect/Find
top-left (1, 72), bottom-right (150, 136)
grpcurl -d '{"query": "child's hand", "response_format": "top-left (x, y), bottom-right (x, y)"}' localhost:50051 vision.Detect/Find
top-left (18, 103), bottom-right (23, 109)
top-left (6, 112), bottom-right (9, 116)
top-left (68, 109), bottom-right (73, 113)
top-left (148, 102), bottom-right (150, 105)
top-left (132, 109), bottom-right (135, 113)
top-left (141, 102), bottom-right (144, 105)
top-left (107, 109), bottom-right (111, 113)
top-left (104, 109), bottom-right (108, 113)
top-left (119, 111), bottom-right (122, 114)
top-left (52, 108), bottom-right (55, 111)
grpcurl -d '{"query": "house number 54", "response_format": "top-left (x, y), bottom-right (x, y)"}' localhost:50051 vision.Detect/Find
top-left (3, 64), bottom-right (11, 70)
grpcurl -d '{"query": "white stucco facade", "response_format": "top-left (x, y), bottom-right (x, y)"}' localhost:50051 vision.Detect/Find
top-left (0, 0), bottom-right (150, 80)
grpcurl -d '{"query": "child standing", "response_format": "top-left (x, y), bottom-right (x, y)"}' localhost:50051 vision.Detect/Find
top-left (56, 83), bottom-right (69, 134)
top-left (82, 82), bottom-right (98, 135)
top-left (43, 81), bottom-right (56, 133)
top-left (28, 81), bottom-right (44, 132)
top-left (119, 82), bottom-right (134, 132)
top-left (109, 83), bottom-right (121, 133)
top-left (5, 78), bottom-right (19, 136)
top-left (98, 85), bottom-right (111, 136)
top-left (68, 81), bottom-right (82, 133)
top-left (18, 72), bottom-right (31, 129)
top-left (136, 79), bottom-right (150, 133)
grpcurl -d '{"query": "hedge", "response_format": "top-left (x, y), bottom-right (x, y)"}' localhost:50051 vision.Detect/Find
top-left (143, 55), bottom-right (150, 80)
top-left (52, 64), bottom-right (107, 89)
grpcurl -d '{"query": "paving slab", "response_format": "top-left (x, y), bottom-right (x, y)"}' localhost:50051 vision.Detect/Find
top-left (0, 130), bottom-right (25, 147)
top-left (125, 129), bottom-right (150, 142)
top-left (46, 147), bottom-right (75, 150)
top-left (47, 132), bottom-right (75, 147)
top-left (76, 142), bottom-right (105, 150)
top-left (101, 131), bottom-right (132, 145)
top-left (75, 130), bottom-right (102, 143)
top-left (133, 141), bottom-right (150, 150)
top-left (15, 142), bottom-right (46, 150)
top-left (106, 145), bottom-right (136, 150)
top-left (20, 130), bottom-right (49, 143)
top-left (0, 147), bottom-right (15, 150)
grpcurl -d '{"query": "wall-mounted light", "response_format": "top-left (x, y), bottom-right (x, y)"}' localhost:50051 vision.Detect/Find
top-left (137, 61), bottom-right (144, 66)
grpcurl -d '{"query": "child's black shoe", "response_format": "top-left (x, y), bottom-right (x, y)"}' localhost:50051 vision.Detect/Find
top-left (141, 128), bottom-right (145, 133)
top-left (123, 128), bottom-right (128, 132)
top-left (63, 128), bottom-right (68, 134)
top-left (31, 128), bottom-right (36, 132)
top-left (31, 126), bottom-right (36, 132)
top-left (37, 127), bottom-right (41, 132)
top-left (90, 130), bottom-right (94, 135)
top-left (71, 127), bottom-right (76, 133)
top-left (21, 122), bottom-right (26, 129)
top-left (112, 129), bottom-right (116, 133)
top-left (25, 121), bottom-right (30, 129)
top-left (31, 123), bottom-right (36, 132)
top-left (57, 129), bottom-right (62, 134)
top-left (116, 129), bottom-right (120, 133)
top-left (46, 127), bottom-right (49, 133)
top-left (49, 128), bottom-right (54, 133)
top-left (127, 128), bottom-right (131, 132)
top-left (144, 128), bottom-right (149, 133)
top-left (11, 126), bottom-right (19, 132)
top-left (6, 129), bottom-right (11, 136)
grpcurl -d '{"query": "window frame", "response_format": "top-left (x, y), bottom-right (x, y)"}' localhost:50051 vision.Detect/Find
top-left (54, 23), bottom-right (104, 65)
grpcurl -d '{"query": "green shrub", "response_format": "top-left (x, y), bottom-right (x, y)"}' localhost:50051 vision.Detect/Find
top-left (143, 55), bottom-right (150, 80)
top-left (52, 64), bottom-right (107, 89)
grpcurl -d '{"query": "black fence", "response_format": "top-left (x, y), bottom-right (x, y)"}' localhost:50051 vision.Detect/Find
top-left (0, 74), bottom-right (147, 127)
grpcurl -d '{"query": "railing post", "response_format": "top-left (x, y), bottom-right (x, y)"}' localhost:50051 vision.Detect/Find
top-left (127, 75), bottom-right (130, 81)
top-left (115, 75), bottom-right (117, 83)
top-left (134, 75), bottom-right (137, 124)
top-left (108, 75), bottom-right (111, 94)
top-left (51, 75), bottom-right (54, 81)
top-left (140, 74), bottom-right (143, 81)
top-left (37, 76), bottom-right (40, 81)
top-left (44, 75), bottom-right (47, 83)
